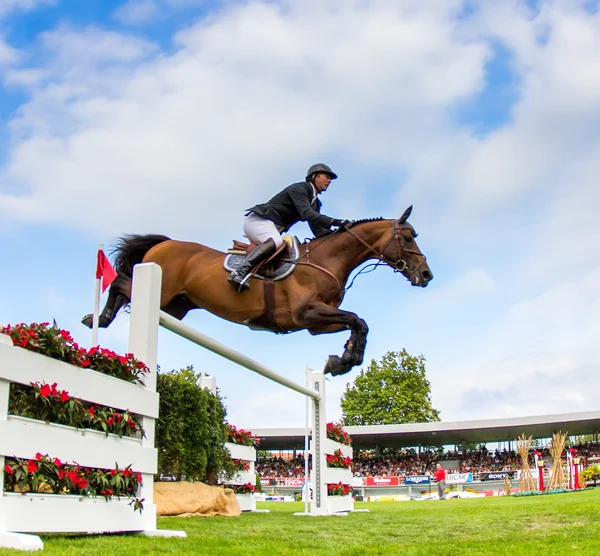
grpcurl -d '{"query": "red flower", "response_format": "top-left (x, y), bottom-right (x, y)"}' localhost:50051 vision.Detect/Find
top-left (68, 470), bottom-right (78, 481)
top-left (106, 417), bottom-right (115, 426)
top-left (111, 469), bottom-right (118, 476)
top-left (27, 460), bottom-right (38, 473)
top-left (35, 452), bottom-right (43, 461)
top-left (87, 406), bottom-right (96, 418)
top-left (40, 384), bottom-right (51, 397)
top-left (136, 472), bottom-right (143, 482)
top-left (123, 468), bottom-right (132, 477)
top-left (59, 391), bottom-right (70, 402)
top-left (78, 478), bottom-right (88, 489)
top-left (58, 469), bottom-right (67, 479)
top-left (4, 465), bottom-right (14, 475)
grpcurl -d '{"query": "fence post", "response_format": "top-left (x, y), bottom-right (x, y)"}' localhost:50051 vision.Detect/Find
top-left (128, 263), bottom-right (185, 538)
top-left (307, 368), bottom-right (327, 516)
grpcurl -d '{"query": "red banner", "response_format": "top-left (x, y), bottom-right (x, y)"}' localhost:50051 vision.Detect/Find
top-left (281, 478), bottom-right (305, 487)
top-left (365, 477), bottom-right (400, 487)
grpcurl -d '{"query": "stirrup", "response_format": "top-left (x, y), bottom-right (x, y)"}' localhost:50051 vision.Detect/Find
top-left (228, 272), bottom-right (251, 292)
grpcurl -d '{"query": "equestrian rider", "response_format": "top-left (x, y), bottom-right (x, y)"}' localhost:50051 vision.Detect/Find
top-left (228, 163), bottom-right (351, 292)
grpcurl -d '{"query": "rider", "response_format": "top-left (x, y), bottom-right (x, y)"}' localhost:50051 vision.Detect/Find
top-left (227, 163), bottom-right (351, 292)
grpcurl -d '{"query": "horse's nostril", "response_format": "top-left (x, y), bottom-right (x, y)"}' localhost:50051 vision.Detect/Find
top-left (422, 270), bottom-right (432, 280)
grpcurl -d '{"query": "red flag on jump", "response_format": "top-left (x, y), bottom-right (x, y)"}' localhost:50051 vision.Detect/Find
top-left (96, 249), bottom-right (117, 293)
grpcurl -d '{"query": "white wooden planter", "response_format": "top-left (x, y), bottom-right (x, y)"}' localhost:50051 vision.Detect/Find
top-left (223, 442), bottom-right (257, 487)
top-left (324, 467), bottom-right (353, 485)
top-left (235, 493), bottom-right (256, 512)
top-left (323, 438), bottom-right (352, 459)
top-left (225, 443), bottom-right (257, 462)
top-left (326, 494), bottom-right (354, 514)
top-left (231, 470), bottom-right (256, 485)
top-left (0, 270), bottom-right (187, 555)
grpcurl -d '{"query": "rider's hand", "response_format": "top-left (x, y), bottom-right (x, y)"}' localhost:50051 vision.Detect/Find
top-left (331, 219), bottom-right (352, 228)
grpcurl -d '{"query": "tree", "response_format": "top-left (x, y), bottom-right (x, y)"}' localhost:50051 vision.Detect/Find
top-left (156, 366), bottom-right (229, 484)
top-left (341, 349), bottom-right (440, 426)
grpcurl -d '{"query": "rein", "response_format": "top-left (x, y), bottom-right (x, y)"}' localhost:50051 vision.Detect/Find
top-left (286, 220), bottom-right (428, 295)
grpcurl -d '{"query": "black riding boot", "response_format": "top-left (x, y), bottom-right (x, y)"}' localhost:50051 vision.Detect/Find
top-left (228, 238), bottom-right (277, 292)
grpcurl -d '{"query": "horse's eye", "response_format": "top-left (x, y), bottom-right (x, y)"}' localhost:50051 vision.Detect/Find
top-left (404, 236), bottom-right (413, 243)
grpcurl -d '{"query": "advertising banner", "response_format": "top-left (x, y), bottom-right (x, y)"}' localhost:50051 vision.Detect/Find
top-left (446, 473), bottom-right (473, 484)
top-left (281, 477), bottom-right (305, 487)
top-left (352, 477), bottom-right (364, 487)
top-left (260, 478), bottom-right (276, 487)
top-left (404, 475), bottom-right (431, 485)
top-left (365, 476), bottom-right (400, 487)
top-left (479, 471), bottom-right (517, 482)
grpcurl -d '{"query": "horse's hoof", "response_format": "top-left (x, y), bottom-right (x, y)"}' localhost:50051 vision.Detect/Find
top-left (324, 355), bottom-right (347, 376)
top-left (81, 314), bottom-right (93, 329)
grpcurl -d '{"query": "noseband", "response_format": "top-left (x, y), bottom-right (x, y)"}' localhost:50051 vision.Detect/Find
top-left (345, 220), bottom-right (428, 277)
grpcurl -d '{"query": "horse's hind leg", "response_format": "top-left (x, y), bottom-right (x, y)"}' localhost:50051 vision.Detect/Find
top-left (162, 294), bottom-right (199, 320)
top-left (81, 276), bottom-right (131, 330)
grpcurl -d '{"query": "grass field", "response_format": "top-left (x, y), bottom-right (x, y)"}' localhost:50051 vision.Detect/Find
top-left (1, 489), bottom-right (598, 555)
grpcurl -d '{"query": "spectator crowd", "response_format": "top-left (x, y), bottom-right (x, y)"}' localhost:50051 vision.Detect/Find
top-left (255, 442), bottom-right (600, 479)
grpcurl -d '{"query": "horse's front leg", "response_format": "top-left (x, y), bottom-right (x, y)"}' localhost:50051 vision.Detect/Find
top-left (81, 276), bottom-right (131, 330)
top-left (298, 302), bottom-right (369, 376)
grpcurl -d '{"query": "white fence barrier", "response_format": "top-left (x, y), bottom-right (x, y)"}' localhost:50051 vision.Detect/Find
top-left (0, 303), bottom-right (185, 551)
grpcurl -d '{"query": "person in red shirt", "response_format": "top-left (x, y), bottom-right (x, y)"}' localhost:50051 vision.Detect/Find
top-left (435, 463), bottom-right (447, 500)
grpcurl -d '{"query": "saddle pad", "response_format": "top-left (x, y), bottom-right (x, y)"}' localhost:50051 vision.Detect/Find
top-left (223, 236), bottom-right (299, 281)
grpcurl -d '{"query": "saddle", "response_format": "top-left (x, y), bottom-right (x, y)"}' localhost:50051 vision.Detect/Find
top-left (223, 234), bottom-right (299, 281)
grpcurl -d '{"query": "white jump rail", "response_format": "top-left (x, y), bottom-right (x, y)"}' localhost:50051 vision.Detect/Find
top-left (0, 270), bottom-right (186, 552)
top-left (131, 263), bottom-right (332, 516)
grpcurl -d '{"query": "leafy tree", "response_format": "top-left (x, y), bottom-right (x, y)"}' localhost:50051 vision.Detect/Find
top-left (156, 366), bottom-right (229, 484)
top-left (341, 349), bottom-right (440, 426)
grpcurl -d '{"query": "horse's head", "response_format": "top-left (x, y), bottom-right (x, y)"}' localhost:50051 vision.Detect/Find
top-left (381, 206), bottom-right (433, 287)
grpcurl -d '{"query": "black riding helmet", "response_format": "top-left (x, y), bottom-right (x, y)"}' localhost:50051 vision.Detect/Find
top-left (306, 163), bottom-right (338, 182)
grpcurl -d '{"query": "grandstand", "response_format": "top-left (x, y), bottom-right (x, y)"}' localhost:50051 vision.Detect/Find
top-left (253, 411), bottom-right (600, 497)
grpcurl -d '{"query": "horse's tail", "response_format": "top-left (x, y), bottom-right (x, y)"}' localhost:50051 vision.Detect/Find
top-left (111, 234), bottom-right (171, 279)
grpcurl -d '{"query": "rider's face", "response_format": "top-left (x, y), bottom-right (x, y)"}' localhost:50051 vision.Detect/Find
top-left (313, 173), bottom-right (333, 193)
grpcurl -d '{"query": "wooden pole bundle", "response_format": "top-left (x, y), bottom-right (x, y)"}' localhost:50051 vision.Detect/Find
top-left (547, 431), bottom-right (568, 491)
top-left (516, 434), bottom-right (537, 492)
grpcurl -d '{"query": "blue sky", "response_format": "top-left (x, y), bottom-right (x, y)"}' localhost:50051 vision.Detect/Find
top-left (1, 0), bottom-right (600, 431)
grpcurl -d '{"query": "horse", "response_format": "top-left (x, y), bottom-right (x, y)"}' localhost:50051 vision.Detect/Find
top-left (82, 206), bottom-right (433, 376)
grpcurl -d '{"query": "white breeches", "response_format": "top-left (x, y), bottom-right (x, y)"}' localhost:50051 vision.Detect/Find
top-left (243, 212), bottom-right (284, 248)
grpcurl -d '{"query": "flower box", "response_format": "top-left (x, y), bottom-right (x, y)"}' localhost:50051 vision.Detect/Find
top-left (0, 492), bottom-right (150, 533)
top-left (321, 438), bottom-right (352, 459)
top-left (326, 494), bottom-right (354, 514)
top-left (235, 493), bottom-right (256, 512)
top-left (229, 470), bottom-right (257, 486)
top-left (2, 415), bottom-right (156, 474)
top-left (324, 467), bottom-right (353, 485)
top-left (224, 442), bottom-right (256, 462)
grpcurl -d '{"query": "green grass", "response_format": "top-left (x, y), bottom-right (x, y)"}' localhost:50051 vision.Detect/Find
top-left (2, 489), bottom-right (599, 555)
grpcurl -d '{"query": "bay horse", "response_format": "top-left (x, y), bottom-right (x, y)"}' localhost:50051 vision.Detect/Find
top-left (82, 206), bottom-right (432, 376)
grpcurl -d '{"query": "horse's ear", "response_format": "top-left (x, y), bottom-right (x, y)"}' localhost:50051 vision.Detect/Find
top-left (399, 205), bottom-right (413, 224)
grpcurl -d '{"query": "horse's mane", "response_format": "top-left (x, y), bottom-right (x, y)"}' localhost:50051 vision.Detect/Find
top-left (347, 217), bottom-right (386, 227)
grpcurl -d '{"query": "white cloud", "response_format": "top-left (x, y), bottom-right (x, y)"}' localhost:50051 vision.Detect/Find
top-left (113, 0), bottom-right (161, 25)
top-left (0, 37), bottom-right (18, 64)
top-left (0, 1), bottom-right (489, 240)
top-left (0, 0), bottom-right (56, 19)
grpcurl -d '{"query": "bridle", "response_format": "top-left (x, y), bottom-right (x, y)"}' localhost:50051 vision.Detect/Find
top-left (293, 219), bottom-right (428, 294)
top-left (344, 219), bottom-right (428, 277)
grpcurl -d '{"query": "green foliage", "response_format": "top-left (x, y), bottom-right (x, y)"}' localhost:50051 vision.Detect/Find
top-left (156, 366), bottom-right (228, 484)
top-left (341, 349), bottom-right (440, 426)
top-left (581, 465), bottom-right (600, 485)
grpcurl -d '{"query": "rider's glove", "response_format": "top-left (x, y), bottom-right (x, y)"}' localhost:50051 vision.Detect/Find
top-left (331, 219), bottom-right (352, 228)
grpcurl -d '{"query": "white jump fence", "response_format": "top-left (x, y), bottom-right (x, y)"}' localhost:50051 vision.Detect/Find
top-left (0, 275), bottom-right (186, 551)
top-left (0, 260), bottom-right (353, 553)
top-left (132, 263), bottom-right (348, 517)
